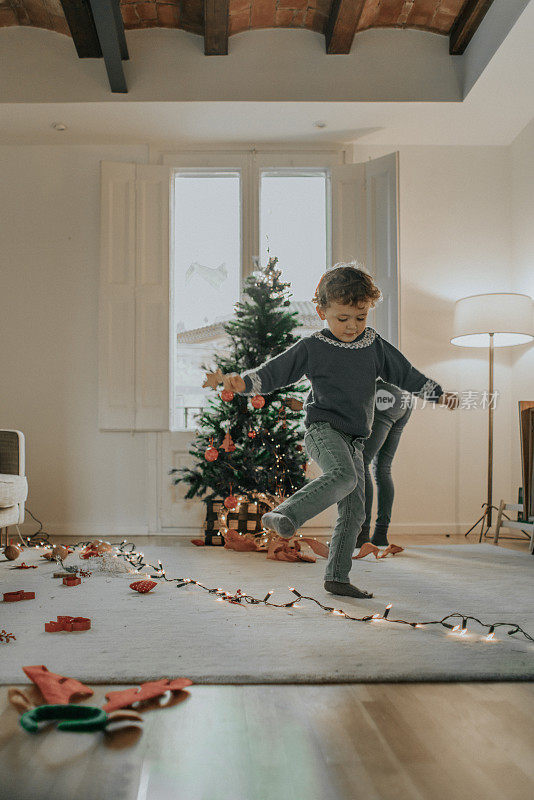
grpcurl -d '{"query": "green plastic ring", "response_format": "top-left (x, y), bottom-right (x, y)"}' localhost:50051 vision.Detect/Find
top-left (20, 704), bottom-right (109, 733)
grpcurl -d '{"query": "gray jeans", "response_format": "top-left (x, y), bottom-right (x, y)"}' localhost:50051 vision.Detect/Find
top-left (274, 421), bottom-right (366, 583)
top-left (363, 406), bottom-right (412, 534)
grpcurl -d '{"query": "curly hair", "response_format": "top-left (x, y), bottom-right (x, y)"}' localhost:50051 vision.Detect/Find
top-left (312, 262), bottom-right (382, 308)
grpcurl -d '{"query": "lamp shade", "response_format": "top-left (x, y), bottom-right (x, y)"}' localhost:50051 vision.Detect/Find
top-left (451, 293), bottom-right (534, 348)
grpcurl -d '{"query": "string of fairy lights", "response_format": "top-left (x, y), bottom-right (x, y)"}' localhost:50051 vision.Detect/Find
top-left (14, 536), bottom-right (525, 646)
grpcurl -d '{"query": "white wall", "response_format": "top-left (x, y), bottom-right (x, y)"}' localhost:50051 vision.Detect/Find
top-left (510, 118), bottom-right (534, 504)
top-left (1, 139), bottom-right (527, 537)
top-left (0, 26), bottom-right (460, 103)
top-left (0, 144), bottom-right (151, 536)
top-left (352, 144), bottom-right (515, 533)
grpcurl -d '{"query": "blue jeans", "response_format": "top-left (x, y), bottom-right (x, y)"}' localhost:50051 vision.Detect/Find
top-left (274, 421), bottom-right (366, 583)
top-left (362, 406), bottom-right (412, 537)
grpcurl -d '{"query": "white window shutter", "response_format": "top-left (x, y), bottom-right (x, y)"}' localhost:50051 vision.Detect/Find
top-left (99, 162), bottom-right (136, 430)
top-left (365, 153), bottom-right (399, 348)
top-left (99, 162), bottom-right (171, 431)
top-left (134, 164), bottom-right (171, 431)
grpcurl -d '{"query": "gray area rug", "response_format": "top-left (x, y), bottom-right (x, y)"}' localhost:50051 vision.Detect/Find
top-left (1, 542), bottom-right (533, 684)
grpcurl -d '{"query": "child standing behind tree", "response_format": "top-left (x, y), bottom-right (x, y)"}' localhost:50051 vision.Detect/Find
top-left (219, 264), bottom-right (458, 599)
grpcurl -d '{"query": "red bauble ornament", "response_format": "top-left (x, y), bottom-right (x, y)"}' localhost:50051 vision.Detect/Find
top-left (224, 495), bottom-right (238, 510)
top-left (251, 395), bottom-right (265, 409)
top-left (220, 389), bottom-right (234, 402)
top-left (248, 429), bottom-right (256, 438)
top-left (205, 446), bottom-right (219, 462)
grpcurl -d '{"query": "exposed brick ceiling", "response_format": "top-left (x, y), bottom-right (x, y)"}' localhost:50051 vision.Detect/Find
top-left (0, 1), bottom-right (471, 39)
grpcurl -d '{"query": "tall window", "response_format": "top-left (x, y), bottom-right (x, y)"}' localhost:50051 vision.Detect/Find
top-left (260, 170), bottom-right (329, 301)
top-left (171, 161), bottom-right (332, 431)
top-left (173, 171), bottom-right (241, 430)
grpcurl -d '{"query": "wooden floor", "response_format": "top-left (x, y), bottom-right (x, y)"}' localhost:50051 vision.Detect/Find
top-left (2, 533), bottom-right (533, 800)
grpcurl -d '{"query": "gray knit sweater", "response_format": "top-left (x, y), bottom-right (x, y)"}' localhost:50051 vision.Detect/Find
top-left (240, 327), bottom-right (443, 438)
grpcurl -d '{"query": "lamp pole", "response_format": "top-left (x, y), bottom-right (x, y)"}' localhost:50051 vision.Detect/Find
top-left (487, 332), bottom-right (494, 531)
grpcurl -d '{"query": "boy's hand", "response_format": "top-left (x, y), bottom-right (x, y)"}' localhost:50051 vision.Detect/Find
top-left (437, 391), bottom-right (459, 410)
top-left (222, 372), bottom-right (246, 393)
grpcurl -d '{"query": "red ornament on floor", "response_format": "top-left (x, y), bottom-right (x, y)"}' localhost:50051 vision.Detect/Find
top-left (220, 389), bottom-right (234, 402)
top-left (130, 580), bottom-right (157, 594)
top-left (251, 394), bottom-right (265, 409)
top-left (204, 446), bottom-right (219, 462)
top-left (224, 495), bottom-right (238, 510)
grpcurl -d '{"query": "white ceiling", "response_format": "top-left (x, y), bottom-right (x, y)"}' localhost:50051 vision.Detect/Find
top-left (1, 3), bottom-right (533, 148)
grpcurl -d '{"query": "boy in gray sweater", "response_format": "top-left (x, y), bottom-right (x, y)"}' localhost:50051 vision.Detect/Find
top-left (221, 265), bottom-right (458, 599)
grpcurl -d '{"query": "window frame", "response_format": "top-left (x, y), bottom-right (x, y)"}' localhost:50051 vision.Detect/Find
top-left (165, 148), bottom-right (345, 431)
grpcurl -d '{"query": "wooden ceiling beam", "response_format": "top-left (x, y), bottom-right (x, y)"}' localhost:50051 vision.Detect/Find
top-left (87, 0), bottom-right (129, 93)
top-left (449, 0), bottom-right (495, 55)
top-left (59, 0), bottom-right (102, 58)
top-left (325, 0), bottom-right (366, 55)
top-left (204, 0), bottom-right (229, 56)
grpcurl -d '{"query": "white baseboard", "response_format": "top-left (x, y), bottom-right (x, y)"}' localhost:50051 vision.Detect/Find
top-left (13, 522), bottom-right (486, 539)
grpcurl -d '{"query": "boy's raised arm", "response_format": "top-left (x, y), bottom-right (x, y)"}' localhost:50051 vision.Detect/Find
top-left (238, 339), bottom-right (308, 396)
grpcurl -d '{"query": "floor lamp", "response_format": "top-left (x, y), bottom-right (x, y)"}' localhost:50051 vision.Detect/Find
top-left (451, 293), bottom-right (534, 541)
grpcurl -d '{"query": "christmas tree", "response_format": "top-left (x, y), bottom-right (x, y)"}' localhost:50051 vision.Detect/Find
top-left (170, 257), bottom-right (309, 514)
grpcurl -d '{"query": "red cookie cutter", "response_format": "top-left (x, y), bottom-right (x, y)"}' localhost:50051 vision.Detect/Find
top-left (103, 678), bottom-right (193, 712)
top-left (45, 616), bottom-right (91, 632)
top-left (63, 576), bottom-right (81, 587)
top-left (3, 590), bottom-right (35, 602)
top-left (22, 665), bottom-right (94, 704)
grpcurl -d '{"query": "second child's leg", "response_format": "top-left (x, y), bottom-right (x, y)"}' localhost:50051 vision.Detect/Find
top-left (262, 422), bottom-right (358, 538)
top-left (358, 414), bottom-right (393, 548)
top-left (372, 407), bottom-right (412, 546)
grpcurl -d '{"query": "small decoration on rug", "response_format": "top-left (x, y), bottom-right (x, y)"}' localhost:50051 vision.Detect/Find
top-left (3, 589), bottom-right (35, 602)
top-left (78, 568), bottom-right (92, 577)
top-left (18, 703), bottom-right (143, 735)
top-left (103, 677), bottom-right (193, 713)
top-left (80, 540), bottom-right (113, 559)
top-left (53, 571), bottom-right (73, 578)
top-left (42, 544), bottom-right (71, 561)
top-left (62, 576), bottom-right (81, 587)
top-left (3, 542), bottom-right (23, 561)
top-left (352, 543), bottom-right (404, 560)
top-left (129, 580), bottom-right (157, 594)
top-left (251, 394), bottom-right (265, 409)
top-left (353, 543), bottom-right (380, 560)
top-left (220, 428), bottom-right (236, 453)
top-left (44, 615), bottom-right (91, 632)
top-left (220, 389), bottom-right (234, 402)
top-left (1, 629), bottom-right (16, 643)
top-left (13, 562), bottom-right (38, 569)
top-left (22, 665), bottom-right (94, 704)
top-left (223, 529), bottom-right (259, 552)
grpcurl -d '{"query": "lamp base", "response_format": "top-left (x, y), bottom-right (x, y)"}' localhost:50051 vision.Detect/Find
top-left (463, 503), bottom-right (498, 542)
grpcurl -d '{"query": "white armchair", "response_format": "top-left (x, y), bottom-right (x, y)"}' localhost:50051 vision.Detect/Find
top-left (0, 430), bottom-right (28, 549)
